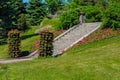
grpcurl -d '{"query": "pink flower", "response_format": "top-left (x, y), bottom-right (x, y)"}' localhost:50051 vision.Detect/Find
top-left (72, 44), bottom-right (76, 47)
top-left (79, 40), bottom-right (85, 43)
top-left (33, 43), bottom-right (39, 47)
top-left (101, 34), bottom-right (105, 39)
top-left (48, 38), bottom-right (51, 40)
top-left (62, 50), bottom-right (64, 53)
top-left (108, 31), bottom-right (113, 35)
top-left (36, 39), bottom-right (40, 43)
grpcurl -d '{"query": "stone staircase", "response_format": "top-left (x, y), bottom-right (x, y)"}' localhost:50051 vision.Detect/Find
top-left (53, 22), bottom-right (101, 56)
top-left (0, 22), bottom-right (101, 64)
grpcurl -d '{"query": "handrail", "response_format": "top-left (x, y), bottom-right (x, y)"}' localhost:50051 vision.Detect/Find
top-left (54, 24), bottom-right (80, 41)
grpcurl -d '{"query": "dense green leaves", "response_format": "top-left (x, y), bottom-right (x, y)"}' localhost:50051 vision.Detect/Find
top-left (102, 0), bottom-right (120, 30)
top-left (56, 9), bottom-right (79, 30)
top-left (11, 0), bottom-right (26, 25)
top-left (27, 0), bottom-right (47, 26)
top-left (17, 14), bottom-right (29, 31)
top-left (69, 0), bottom-right (109, 9)
top-left (0, 0), bottom-right (13, 30)
top-left (0, 0), bottom-right (27, 35)
top-left (45, 0), bottom-right (63, 15)
top-left (56, 6), bottom-right (102, 30)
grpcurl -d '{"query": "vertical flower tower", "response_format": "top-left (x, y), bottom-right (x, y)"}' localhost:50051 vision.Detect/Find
top-left (8, 29), bottom-right (21, 58)
top-left (39, 32), bottom-right (54, 57)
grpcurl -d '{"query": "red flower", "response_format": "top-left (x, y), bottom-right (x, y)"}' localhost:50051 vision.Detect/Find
top-left (48, 38), bottom-right (51, 40)
top-left (79, 40), bottom-right (85, 43)
top-left (62, 50), bottom-right (64, 53)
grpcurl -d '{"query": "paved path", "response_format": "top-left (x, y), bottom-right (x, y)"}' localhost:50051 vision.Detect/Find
top-left (0, 25), bottom-right (52, 64)
top-left (0, 50), bottom-right (39, 64)
top-left (0, 22), bottom-right (101, 63)
top-left (53, 22), bottom-right (101, 56)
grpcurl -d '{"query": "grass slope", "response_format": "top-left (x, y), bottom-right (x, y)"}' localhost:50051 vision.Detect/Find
top-left (40, 18), bottom-right (59, 29)
top-left (0, 36), bottom-right (120, 80)
top-left (0, 26), bottom-right (40, 59)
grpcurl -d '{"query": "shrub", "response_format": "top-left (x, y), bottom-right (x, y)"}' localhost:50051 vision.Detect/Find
top-left (39, 32), bottom-right (54, 57)
top-left (8, 29), bottom-right (21, 58)
top-left (56, 9), bottom-right (79, 30)
top-left (82, 6), bottom-right (102, 22)
top-left (56, 6), bottom-right (102, 30)
top-left (102, 0), bottom-right (120, 30)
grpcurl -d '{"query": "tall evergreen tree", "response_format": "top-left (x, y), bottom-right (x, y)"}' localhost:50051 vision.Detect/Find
top-left (11, 0), bottom-right (26, 27)
top-left (45, 0), bottom-right (63, 15)
top-left (0, 0), bottom-right (13, 31)
top-left (17, 14), bottom-right (29, 31)
top-left (27, 0), bottom-right (46, 26)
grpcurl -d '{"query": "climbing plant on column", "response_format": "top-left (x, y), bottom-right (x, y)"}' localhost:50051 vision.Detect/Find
top-left (8, 29), bottom-right (21, 58)
top-left (39, 32), bottom-right (54, 57)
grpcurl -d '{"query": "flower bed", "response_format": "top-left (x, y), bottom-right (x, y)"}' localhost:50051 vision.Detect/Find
top-left (33, 30), bottom-right (66, 48)
top-left (79, 28), bottom-right (120, 44)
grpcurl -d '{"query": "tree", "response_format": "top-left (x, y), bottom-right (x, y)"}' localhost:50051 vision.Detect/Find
top-left (11, 0), bottom-right (26, 27)
top-left (0, 0), bottom-right (28, 38)
top-left (102, 0), bottom-right (120, 30)
top-left (70, 0), bottom-right (109, 7)
top-left (17, 14), bottom-right (29, 31)
top-left (0, 0), bottom-right (26, 31)
top-left (0, 0), bottom-right (13, 30)
top-left (45, 0), bottom-right (63, 15)
top-left (27, 0), bottom-right (47, 26)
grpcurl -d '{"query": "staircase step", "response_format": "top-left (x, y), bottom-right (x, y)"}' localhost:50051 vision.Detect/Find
top-left (53, 22), bottom-right (101, 56)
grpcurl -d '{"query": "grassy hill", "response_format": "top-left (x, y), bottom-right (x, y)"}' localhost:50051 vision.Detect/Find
top-left (0, 26), bottom-right (40, 58)
top-left (0, 35), bottom-right (120, 80)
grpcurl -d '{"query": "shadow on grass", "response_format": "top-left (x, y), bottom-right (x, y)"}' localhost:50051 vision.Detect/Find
top-left (22, 33), bottom-right (39, 40)
top-left (0, 38), bottom-right (7, 45)
top-left (0, 34), bottom-right (39, 46)
top-left (20, 51), bottom-right (30, 57)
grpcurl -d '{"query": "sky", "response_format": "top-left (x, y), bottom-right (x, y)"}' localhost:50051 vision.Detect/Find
top-left (23, 0), bottom-right (29, 3)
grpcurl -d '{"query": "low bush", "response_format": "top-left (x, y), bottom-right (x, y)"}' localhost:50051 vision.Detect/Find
top-left (55, 9), bottom-right (79, 30)
top-left (56, 6), bottom-right (102, 30)
top-left (81, 6), bottom-right (102, 22)
top-left (102, 0), bottom-right (120, 30)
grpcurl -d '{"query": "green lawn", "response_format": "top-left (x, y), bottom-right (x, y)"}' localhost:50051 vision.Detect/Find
top-left (40, 18), bottom-right (59, 29)
top-left (0, 36), bottom-right (120, 80)
top-left (0, 26), bottom-right (40, 59)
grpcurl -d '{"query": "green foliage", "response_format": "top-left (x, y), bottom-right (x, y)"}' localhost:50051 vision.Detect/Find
top-left (0, 0), bottom-right (13, 30)
top-left (56, 9), bottom-right (79, 30)
top-left (17, 14), bottom-right (29, 31)
top-left (81, 6), bottom-right (102, 22)
top-left (102, 0), bottom-right (120, 30)
top-left (11, 0), bottom-right (26, 24)
top-left (45, 0), bottom-right (63, 15)
top-left (27, 0), bottom-right (47, 26)
top-left (40, 18), bottom-right (59, 29)
top-left (56, 6), bottom-right (102, 30)
top-left (0, 19), bottom-right (4, 38)
top-left (8, 30), bottom-right (21, 58)
top-left (73, 0), bottom-right (95, 6)
top-left (0, 0), bottom-right (26, 34)
top-left (39, 32), bottom-right (54, 57)
top-left (1, 35), bottom-right (120, 79)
